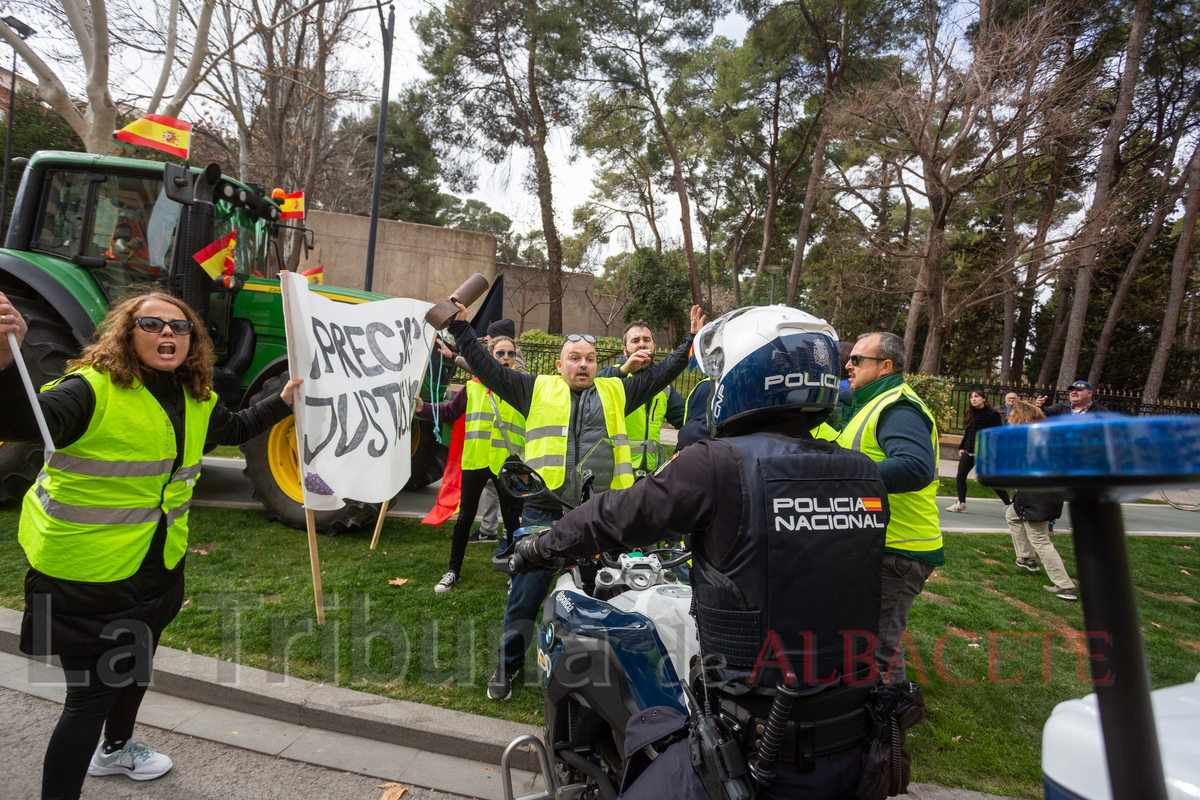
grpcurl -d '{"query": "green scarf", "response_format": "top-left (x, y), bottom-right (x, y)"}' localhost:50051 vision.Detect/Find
top-left (844, 372), bottom-right (905, 425)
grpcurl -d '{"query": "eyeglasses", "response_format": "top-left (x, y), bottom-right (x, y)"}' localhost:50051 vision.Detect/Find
top-left (136, 317), bottom-right (193, 336)
top-left (566, 334), bottom-right (596, 344)
top-left (493, 350), bottom-right (516, 358)
top-left (848, 354), bottom-right (887, 366)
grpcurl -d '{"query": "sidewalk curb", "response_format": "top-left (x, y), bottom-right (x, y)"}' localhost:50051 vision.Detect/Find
top-left (0, 606), bottom-right (541, 771)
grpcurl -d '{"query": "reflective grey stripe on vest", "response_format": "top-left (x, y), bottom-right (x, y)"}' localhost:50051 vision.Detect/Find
top-left (464, 430), bottom-right (492, 441)
top-left (525, 425), bottom-right (568, 440)
top-left (526, 454), bottom-right (566, 470)
top-left (850, 394), bottom-right (895, 452)
top-left (166, 499), bottom-right (193, 528)
top-left (610, 434), bottom-right (630, 444)
top-left (47, 452), bottom-right (173, 479)
top-left (170, 464), bottom-right (201, 484)
top-left (499, 422), bottom-right (525, 435)
top-left (614, 462), bottom-right (634, 478)
top-left (464, 412), bottom-right (493, 423)
top-left (35, 482), bottom-right (161, 526)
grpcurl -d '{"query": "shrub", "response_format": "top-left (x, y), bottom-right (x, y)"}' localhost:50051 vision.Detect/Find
top-left (904, 374), bottom-right (956, 434)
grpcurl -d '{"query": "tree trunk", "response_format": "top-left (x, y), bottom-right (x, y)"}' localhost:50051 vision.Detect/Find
top-left (915, 185), bottom-right (950, 374)
top-left (525, 26), bottom-right (564, 333)
top-left (1013, 141), bottom-right (1068, 382)
top-left (1143, 151), bottom-right (1200, 404)
top-left (903, 258), bottom-right (928, 373)
top-left (649, 95), bottom-right (702, 304)
top-left (287, 7), bottom-right (328, 273)
top-left (1036, 272), bottom-right (1074, 387)
top-left (731, 227), bottom-right (744, 307)
top-left (1057, 0), bottom-right (1153, 388)
top-left (1089, 163), bottom-right (1193, 385)
top-left (785, 106), bottom-right (833, 307)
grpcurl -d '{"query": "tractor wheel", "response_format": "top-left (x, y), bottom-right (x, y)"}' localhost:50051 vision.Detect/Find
top-left (241, 372), bottom-right (387, 535)
top-left (0, 297), bottom-right (79, 504)
top-left (403, 417), bottom-right (448, 491)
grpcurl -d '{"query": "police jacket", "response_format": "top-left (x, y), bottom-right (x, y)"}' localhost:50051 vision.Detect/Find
top-left (534, 420), bottom-right (889, 694)
top-left (449, 321), bottom-right (693, 511)
top-left (0, 364), bottom-right (289, 656)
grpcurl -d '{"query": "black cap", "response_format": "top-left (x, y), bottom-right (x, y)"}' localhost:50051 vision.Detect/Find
top-left (486, 318), bottom-right (516, 340)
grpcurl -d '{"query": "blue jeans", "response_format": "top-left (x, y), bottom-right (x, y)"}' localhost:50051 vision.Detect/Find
top-left (496, 507), bottom-right (560, 673)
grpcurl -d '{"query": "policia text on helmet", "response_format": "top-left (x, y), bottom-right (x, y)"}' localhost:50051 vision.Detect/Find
top-left (515, 306), bottom-right (925, 800)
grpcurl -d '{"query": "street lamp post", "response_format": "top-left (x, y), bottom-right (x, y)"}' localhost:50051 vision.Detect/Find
top-left (363, 2), bottom-right (395, 294)
top-left (0, 16), bottom-right (35, 237)
top-left (763, 263), bottom-right (783, 305)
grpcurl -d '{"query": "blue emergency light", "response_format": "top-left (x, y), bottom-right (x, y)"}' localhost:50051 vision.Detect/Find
top-left (976, 413), bottom-right (1200, 500)
top-left (975, 414), bottom-right (1200, 800)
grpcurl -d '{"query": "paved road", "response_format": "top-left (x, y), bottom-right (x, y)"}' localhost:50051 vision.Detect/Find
top-left (197, 457), bottom-right (1200, 536)
top-left (0, 686), bottom-right (466, 800)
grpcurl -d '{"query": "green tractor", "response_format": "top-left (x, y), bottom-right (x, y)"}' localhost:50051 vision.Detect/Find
top-left (0, 150), bottom-right (449, 533)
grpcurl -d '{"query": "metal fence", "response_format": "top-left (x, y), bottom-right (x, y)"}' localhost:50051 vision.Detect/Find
top-left (946, 380), bottom-right (1200, 434)
top-left (451, 341), bottom-right (708, 399)
top-left (451, 343), bottom-right (1200, 434)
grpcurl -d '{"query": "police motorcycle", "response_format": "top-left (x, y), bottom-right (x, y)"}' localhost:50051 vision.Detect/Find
top-left (491, 440), bottom-right (724, 800)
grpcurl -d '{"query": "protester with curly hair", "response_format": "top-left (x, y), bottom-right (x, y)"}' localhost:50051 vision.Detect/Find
top-left (1004, 400), bottom-right (1076, 601)
top-left (0, 289), bottom-right (300, 800)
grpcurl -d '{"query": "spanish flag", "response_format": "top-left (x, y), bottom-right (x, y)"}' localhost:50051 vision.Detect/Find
top-left (115, 114), bottom-right (192, 159)
top-left (193, 231), bottom-right (237, 279)
top-left (863, 497), bottom-right (883, 512)
top-left (280, 190), bottom-right (305, 220)
top-left (300, 265), bottom-right (323, 285)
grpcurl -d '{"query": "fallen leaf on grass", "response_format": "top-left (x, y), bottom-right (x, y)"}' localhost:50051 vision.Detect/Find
top-left (388, 578), bottom-right (409, 586)
top-left (180, 599), bottom-right (193, 610)
top-left (377, 783), bottom-right (408, 800)
top-left (187, 547), bottom-right (208, 555)
top-left (1183, 569), bottom-right (1193, 576)
top-left (1174, 545), bottom-right (1192, 550)
top-left (1151, 622), bottom-right (1163, 628)
top-left (953, 735), bottom-right (963, 742)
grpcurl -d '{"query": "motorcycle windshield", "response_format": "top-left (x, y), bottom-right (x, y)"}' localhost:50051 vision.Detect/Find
top-left (547, 589), bottom-right (687, 714)
top-left (563, 437), bottom-right (665, 506)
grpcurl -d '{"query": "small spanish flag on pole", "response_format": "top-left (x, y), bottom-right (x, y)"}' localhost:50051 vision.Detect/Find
top-left (300, 265), bottom-right (323, 285)
top-left (280, 191), bottom-right (305, 220)
top-left (193, 231), bottom-right (237, 280)
top-left (115, 114), bottom-right (192, 159)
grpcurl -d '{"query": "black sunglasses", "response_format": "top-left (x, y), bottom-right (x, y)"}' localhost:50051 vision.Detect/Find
top-left (566, 334), bottom-right (596, 344)
top-left (136, 316), bottom-right (193, 336)
top-left (848, 354), bottom-right (888, 366)
top-left (493, 349), bottom-right (516, 358)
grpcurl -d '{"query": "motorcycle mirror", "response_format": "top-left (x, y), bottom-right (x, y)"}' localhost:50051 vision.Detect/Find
top-left (499, 461), bottom-right (547, 499)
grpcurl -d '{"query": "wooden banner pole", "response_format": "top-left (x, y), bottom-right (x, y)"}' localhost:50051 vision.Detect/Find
top-left (369, 501), bottom-right (388, 550)
top-left (305, 508), bottom-right (325, 625)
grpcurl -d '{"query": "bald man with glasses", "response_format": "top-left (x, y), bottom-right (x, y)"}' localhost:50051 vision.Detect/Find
top-left (446, 302), bottom-right (705, 700)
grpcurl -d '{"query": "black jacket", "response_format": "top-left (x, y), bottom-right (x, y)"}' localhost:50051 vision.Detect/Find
top-left (960, 406), bottom-right (1003, 455)
top-left (1012, 491), bottom-right (1063, 523)
top-left (2, 364), bottom-right (290, 656)
top-left (1042, 400), bottom-right (1111, 417)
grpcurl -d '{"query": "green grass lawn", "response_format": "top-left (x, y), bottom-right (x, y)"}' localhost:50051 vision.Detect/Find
top-left (0, 505), bottom-right (1196, 798)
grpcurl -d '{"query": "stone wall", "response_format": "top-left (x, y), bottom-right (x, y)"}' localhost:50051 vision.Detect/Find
top-left (305, 210), bottom-right (498, 316)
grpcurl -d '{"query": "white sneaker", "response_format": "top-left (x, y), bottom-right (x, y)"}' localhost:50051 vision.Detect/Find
top-left (87, 740), bottom-right (173, 781)
top-left (946, 502), bottom-right (966, 513)
top-left (434, 571), bottom-right (459, 593)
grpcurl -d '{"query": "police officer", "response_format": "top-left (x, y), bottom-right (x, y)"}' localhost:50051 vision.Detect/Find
top-left (516, 307), bottom-right (890, 799)
top-left (597, 321), bottom-right (686, 473)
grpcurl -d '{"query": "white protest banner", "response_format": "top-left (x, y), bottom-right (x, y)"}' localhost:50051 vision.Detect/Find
top-left (280, 273), bottom-right (435, 511)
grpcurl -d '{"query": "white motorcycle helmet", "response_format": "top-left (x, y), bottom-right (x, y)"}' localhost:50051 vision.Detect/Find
top-left (693, 306), bottom-right (840, 435)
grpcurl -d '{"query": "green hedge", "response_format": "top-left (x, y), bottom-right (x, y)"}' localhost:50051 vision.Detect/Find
top-left (904, 374), bottom-right (956, 434)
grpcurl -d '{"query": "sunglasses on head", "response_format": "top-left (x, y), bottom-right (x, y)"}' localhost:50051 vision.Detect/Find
top-left (566, 334), bottom-right (596, 344)
top-left (493, 349), bottom-right (516, 358)
top-left (136, 316), bottom-right (193, 336)
top-left (848, 354), bottom-right (887, 366)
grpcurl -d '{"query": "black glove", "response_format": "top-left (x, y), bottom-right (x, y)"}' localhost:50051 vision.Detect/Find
top-left (513, 534), bottom-right (559, 573)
